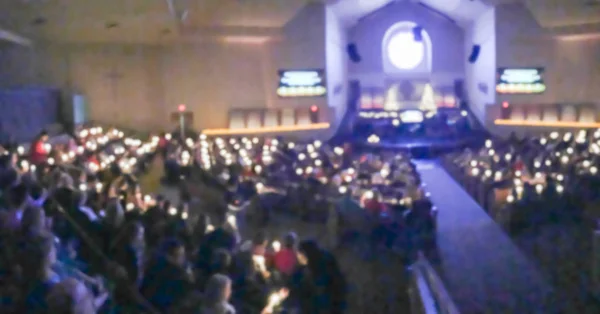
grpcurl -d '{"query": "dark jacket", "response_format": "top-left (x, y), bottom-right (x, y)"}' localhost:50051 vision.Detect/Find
top-left (140, 259), bottom-right (194, 312)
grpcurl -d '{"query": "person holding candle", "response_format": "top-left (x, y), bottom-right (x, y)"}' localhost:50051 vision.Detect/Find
top-left (273, 232), bottom-right (298, 277)
top-left (197, 211), bottom-right (239, 272)
top-left (30, 130), bottom-right (50, 165)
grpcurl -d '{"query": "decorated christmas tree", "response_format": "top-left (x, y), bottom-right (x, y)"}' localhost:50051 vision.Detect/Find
top-left (419, 84), bottom-right (437, 112)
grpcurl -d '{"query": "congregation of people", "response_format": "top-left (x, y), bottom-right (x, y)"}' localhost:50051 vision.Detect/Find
top-left (446, 130), bottom-right (600, 231)
top-left (0, 127), bottom-right (353, 314)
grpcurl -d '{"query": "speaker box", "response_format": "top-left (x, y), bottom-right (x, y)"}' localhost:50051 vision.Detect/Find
top-left (454, 79), bottom-right (464, 100)
top-left (348, 80), bottom-right (361, 112)
top-left (468, 45), bottom-right (481, 63)
top-left (413, 26), bottom-right (423, 42)
top-left (347, 43), bottom-right (361, 63)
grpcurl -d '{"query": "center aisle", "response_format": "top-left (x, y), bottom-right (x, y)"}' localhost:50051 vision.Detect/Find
top-left (415, 160), bottom-right (554, 313)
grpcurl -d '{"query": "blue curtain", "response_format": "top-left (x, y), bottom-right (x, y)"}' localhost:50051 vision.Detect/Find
top-left (0, 87), bottom-right (60, 143)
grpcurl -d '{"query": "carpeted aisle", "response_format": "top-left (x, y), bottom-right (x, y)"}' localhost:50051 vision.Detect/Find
top-left (415, 160), bottom-right (554, 314)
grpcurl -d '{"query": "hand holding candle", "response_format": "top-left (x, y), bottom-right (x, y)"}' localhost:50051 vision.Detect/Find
top-left (206, 224), bottom-right (215, 233)
top-left (227, 214), bottom-right (237, 228)
top-left (272, 240), bottom-right (281, 252)
top-left (253, 255), bottom-right (266, 273)
top-left (263, 288), bottom-right (289, 314)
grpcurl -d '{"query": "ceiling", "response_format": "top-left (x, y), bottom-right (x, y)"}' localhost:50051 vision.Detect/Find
top-left (330, 0), bottom-right (600, 32)
top-left (0, 0), bottom-right (309, 44)
top-left (330, 0), bottom-right (491, 27)
top-left (523, 0), bottom-right (600, 28)
top-left (1, 0), bottom-right (599, 44)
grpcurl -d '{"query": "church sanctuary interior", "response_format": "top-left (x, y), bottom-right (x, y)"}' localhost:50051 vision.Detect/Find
top-left (2, 0), bottom-right (600, 313)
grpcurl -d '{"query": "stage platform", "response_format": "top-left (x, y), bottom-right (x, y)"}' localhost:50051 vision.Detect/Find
top-left (351, 133), bottom-right (486, 157)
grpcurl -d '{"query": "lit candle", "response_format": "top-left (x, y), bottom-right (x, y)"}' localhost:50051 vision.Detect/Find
top-left (227, 215), bottom-right (237, 228)
top-left (206, 224), bottom-right (215, 233)
top-left (272, 240), bottom-right (281, 252)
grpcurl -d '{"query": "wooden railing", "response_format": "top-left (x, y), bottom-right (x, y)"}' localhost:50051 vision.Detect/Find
top-left (409, 252), bottom-right (460, 314)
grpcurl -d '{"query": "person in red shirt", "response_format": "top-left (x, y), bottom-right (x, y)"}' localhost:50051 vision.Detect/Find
top-left (158, 132), bottom-right (169, 159)
top-left (513, 156), bottom-right (526, 173)
top-left (88, 155), bottom-right (100, 169)
top-left (241, 166), bottom-right (254, 179)
top-left (273, 232), bottom-right (298, 276)
top-left (362, 191), bottom-right (394, 228)
top-left (362, 191), bottom-right (386, 215)
top-left (30, 130), bottom-right (49, 165)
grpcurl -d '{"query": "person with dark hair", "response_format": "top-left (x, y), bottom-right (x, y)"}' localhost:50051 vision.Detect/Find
top-left (30, 130), bottom-right (50, 165)
top-left (158, 132), bottom-right (169, 159)
top-left (250, 230), bottom-right (268, 257)
top-left (273, 232), bottom-right (298, 276)
top-left (112, 221), bottom-right (145, 286)
top-left (141, 238), bottom-right (193, 312)
top-left (230, 252), bottom-right (269, 313)
top-left (20, 232), bottom-right (61, 312)
top-left (111, 221), bottom-right (145, 309)
top-left (297, 240), bottom-right (347, 314)
top-left (198, 248), bottom-right (233, 290)
top-left (27, 183), bottom-right (48, 207)
top-left (210, 249), bottom-right (232, 275)
top-left (19, 205), bottom-right (48, 238)
top-left (4, 183), bottom-right (29, 231)
top-left (196, 211), bottom-right (238, 271)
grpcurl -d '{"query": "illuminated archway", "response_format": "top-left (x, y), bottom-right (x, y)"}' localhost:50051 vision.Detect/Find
top-left (382, 21), bottom-right (432, 73)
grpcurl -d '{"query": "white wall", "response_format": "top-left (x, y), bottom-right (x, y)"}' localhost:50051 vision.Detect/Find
top-left (325, 6), bottom-right (348, 130)
top-left (348, 1), bottom-right (465, 87)
top-left (464, 7), bottom-right (496, 122)
top-left (0, 3), bottom-right (331, 134)
top-left (495, 3), bottom-right (600, 106)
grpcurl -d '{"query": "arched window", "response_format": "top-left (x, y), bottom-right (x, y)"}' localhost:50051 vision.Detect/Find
top-left (382, 21), bottom-right (432, 73)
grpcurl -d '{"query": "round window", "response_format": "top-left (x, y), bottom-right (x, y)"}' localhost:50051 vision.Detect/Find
top-left (386, 31), bottom-right (425, 70)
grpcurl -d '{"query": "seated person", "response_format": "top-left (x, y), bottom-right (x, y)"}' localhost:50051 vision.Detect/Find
top-left (141, 238), bottom-right (194, 312)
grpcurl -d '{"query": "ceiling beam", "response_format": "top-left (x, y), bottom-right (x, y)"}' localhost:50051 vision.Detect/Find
top-left (179, 25), bottom-right (284, 40)
top-left (548, 22), bottom-right (600, 37)
top-left (0, 27), bottom-right (32, 46)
